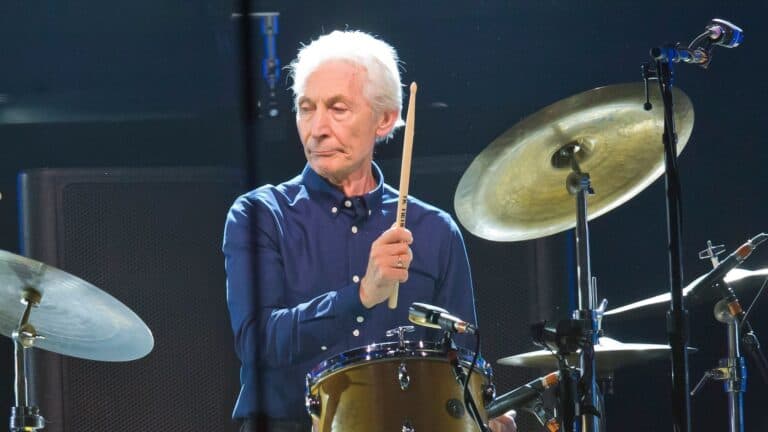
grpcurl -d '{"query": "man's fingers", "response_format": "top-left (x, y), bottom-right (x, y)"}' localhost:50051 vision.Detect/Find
top-left (377, 226), bottom-right (413, 245)
top-left (377, 243), bottom-right (412, 260)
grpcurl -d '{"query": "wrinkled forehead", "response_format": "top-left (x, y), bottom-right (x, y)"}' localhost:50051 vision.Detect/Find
top-left (300, 60), bottom-right (370, 102)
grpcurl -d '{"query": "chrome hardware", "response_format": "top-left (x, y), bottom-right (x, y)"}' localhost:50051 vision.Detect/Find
top-left (483, 383), bottom-right (496, 405)
top-left (446, 398), bottom-right (465, 419)
top-left (305, 394), bottom-right (321, 416)
top-left (386, 325), bottom-right (415, 349)
top-left (398, 361), bottom-right (410, 390)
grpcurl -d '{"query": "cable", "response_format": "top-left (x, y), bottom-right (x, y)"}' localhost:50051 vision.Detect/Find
top-left (740, 275), bottom-right (768, 331)
top-left (463, 331), bottom-right (487, 431)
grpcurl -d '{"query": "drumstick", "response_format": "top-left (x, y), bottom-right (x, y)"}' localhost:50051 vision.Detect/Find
top-left (388, 82), bottom-right (417, 310)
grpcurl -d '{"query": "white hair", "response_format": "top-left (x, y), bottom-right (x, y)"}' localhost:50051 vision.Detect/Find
top-left (288, 30), bottom-right (405, 141)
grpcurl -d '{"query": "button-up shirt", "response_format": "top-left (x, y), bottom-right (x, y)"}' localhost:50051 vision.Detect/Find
top-left (223, 162), bottom-right (477, 420)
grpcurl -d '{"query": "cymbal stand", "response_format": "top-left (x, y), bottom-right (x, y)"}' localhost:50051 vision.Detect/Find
top-left (9, 288), bottom-right (45, 431)
top-left (692, 239), bottom-right (768, 432)
top-left (690, 298), bottom-right (747, 432)
top-left (561, 145), bottom-right (602, 432)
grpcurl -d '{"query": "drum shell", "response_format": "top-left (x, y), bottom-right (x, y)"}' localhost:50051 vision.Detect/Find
top-left (306, 342), bottom-right (492, 432)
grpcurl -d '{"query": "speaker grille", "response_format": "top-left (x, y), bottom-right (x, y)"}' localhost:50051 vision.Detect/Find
top-left (22, 168), bottom-right (243, 431)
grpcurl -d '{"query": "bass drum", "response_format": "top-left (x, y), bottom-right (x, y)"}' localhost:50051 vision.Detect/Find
top-left (306, 340), bottom-right (494, 432)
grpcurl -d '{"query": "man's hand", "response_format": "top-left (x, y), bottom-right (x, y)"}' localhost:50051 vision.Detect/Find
top-left (489, 410), bottom-right (517, 432)
top-left (359, 226), bottom-right (413, 308)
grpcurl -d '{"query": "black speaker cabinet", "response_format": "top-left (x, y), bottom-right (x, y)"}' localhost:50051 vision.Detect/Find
top-left (18, 167), bottom-right (244, 431)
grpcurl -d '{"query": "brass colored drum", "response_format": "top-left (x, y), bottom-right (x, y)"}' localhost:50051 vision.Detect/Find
top-left (306, 341), bottom-right (494, 432)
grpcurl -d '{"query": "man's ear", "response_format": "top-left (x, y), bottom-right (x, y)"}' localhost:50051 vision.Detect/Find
top-left (375, 110), bottom-right (399, 138)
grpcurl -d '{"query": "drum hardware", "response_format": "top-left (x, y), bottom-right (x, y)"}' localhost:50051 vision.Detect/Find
top-left (455, 78), bottom-right (693, 432)
top-left (485, 371), bottom-right (559, 431)
top-left (0, 250), bottom-right (154, 431)
top-left (687, 237), bottom-right (768, 432)
top-left (529, 312), bottom-right (605, 432)
top-left (446, 399), bottom-right (466, 419)
top-left (499, 337), bottom-right (699, 432)
top-left (10, 287), bottom-right (44, 432)
top-left (385, 325), bottom-right (415, 349)
top-left (398, 362), bottom-right (410, 390)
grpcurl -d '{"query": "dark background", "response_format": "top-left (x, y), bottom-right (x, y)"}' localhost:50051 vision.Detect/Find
top-left (2, 0), bottom-right (768, 430)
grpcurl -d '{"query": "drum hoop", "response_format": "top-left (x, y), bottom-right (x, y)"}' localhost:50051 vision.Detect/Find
top-left (306, 340), bottom-right (493, 386)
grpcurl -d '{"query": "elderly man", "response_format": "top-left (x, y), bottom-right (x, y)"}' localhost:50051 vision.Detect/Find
top-left (224, 30), bottom-right (516, 432)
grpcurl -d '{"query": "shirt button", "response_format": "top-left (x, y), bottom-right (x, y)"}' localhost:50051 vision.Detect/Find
top-left (351, 226), bottom-right (358, 234)
top-left (368, 210), bottom-right (372, 216)
top-left (331, 207), bottom-right (338, 214)
top-left (352, 275), bottom-right (360, 283)
top-left (352, 329), bottom-right (360, 337)
top-left (321, 345), bottom-right (327, 351)
top-left (356, 316), bottom-right (365, 323)
top-left (344, 200), bottom-right (352, 208)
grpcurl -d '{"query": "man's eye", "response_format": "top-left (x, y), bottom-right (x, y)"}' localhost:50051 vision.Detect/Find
top-left (332, 106), bottom-right (348, 113)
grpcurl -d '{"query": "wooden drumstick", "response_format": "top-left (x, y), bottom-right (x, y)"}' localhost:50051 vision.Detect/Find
top-left (389, 82), bottom-right (417, 310)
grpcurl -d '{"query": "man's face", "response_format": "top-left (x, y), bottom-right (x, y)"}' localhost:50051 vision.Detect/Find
top-left (296, 60), bottom-right (394, 183)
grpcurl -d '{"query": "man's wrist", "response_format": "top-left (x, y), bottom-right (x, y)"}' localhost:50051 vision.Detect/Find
top-left (358, 277), bottom-right (375, 309)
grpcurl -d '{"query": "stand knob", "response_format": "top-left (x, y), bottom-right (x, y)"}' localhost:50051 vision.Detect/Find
top-left (9, 406), bottom-right (44, 431)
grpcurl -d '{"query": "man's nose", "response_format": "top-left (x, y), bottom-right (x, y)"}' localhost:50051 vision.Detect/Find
top-left (310, 107), bottom-right (330, 137)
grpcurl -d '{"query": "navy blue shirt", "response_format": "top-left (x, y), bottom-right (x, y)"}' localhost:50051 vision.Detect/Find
top-left (223, 162), bottom-right (477, 420)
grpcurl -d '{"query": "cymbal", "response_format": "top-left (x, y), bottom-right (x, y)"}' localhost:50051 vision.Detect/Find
top-left (455, 83), bottom-right (694, 241)
top-left (605, 267), bottom-right (768, 317)
top-left (0, 250), bottom-right (154, 361)
top-left (497, 337), bottom-right (693, 373)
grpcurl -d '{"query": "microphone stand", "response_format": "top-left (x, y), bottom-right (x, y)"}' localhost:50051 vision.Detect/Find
top-left (642, 46), bottom-right (692, 432)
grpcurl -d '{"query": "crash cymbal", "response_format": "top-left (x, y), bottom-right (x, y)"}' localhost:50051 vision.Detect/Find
top-left (497, 337), bottom-right (694, 373)
top-left (0, 250), bottom-right (154, 361)
top-left (455, 83), bottom-right (694, 241)
top-left (605, 267), bottom-right (768, 317)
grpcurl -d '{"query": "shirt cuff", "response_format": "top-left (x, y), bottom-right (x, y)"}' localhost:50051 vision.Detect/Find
top-left (334, 282), bottom-right (370, 318)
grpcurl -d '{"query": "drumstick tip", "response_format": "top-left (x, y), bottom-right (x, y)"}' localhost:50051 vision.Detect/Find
top-left (410, 82), bottom-right (417, 93)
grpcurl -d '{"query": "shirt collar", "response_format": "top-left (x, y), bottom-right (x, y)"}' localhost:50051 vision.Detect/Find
top-left (301, 161), bottom-right (385, 216)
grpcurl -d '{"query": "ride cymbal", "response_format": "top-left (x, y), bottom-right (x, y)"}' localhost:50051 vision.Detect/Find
top-left (455, 83), bottom-right (694, 241)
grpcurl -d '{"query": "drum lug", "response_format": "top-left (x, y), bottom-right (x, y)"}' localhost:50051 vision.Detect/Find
top-left (385, 325), bottom-right (415, 349)
top-left (398, 361), bottom-right (410, 390)
top-left (483, 383), bottom-right (496, 405)
top-left (401, 420), bottom-right (415, 432)
top-left (305, 394), bottom-right (321, 417)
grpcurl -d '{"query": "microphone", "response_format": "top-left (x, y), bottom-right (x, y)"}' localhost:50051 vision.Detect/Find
top-left (705, 19), bottom-right (743, 48)
top-left (408, 302), bottom-right (477, 334)
top-left (688, 233), bottom-right (768, 295)
top-left (651, 45), bottom-right (709, 65)
top-left (485, 372), bottom-right (560, 418)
